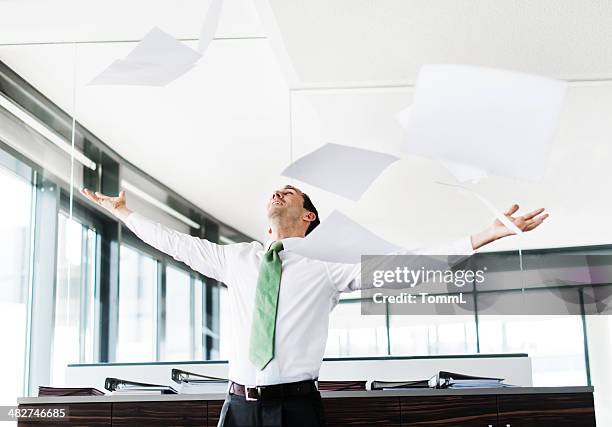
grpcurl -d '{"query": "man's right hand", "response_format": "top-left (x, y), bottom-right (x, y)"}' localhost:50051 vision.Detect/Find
top-left (80, 188), bottom-right (132, 221)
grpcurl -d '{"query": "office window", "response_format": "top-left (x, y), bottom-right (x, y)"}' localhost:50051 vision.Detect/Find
top-left (163, 265), bottom-right (192, 361)
top-left (52, 212), bottom-right (98, 384)
top-left (117, 245), bottom-right (158, 362)
top-left (193, 277), bottom-right (205, 360)
top-left (389, 315), bottom-right (478, 356)
top-left (479, 314), bottom-right (587, 386)
top-left (0, 160), bottom-right (33, 403)
top-left (477, 288), bottom-right (588, 386)
top-left (325, 300), bottom-right (388, 357)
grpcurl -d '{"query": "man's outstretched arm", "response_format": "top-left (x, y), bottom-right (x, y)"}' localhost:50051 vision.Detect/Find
top-left (80, 188), bottom-right (229, 282)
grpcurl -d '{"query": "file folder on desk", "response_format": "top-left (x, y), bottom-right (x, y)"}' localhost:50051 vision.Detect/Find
top-left (104, 377), bottom-right (178, 394)
top-left (368, 371), bottom-right (515, 390)
top-left (171, 368), bottom-right (228, 394)
top-left (429, 371), bottom-right (514, 389)
top-left (39, 386), bottom-right (105, 396)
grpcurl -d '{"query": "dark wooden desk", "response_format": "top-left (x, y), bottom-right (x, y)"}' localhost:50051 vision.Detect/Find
top-left (17, 386), bottom-right (596, 426)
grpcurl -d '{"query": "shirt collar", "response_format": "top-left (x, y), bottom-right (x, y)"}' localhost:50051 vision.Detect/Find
top-left (264, 236), bottom-right (303, 251)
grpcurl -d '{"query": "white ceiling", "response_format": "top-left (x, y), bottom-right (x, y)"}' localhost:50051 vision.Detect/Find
top-left (0, 1), bottom-right (611, 250)
top-left (269, 0), bottom-right (612, 85)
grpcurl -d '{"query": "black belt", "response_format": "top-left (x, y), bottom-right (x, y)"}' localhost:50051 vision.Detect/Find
top-left (229, 379), bottom-right (318, 401)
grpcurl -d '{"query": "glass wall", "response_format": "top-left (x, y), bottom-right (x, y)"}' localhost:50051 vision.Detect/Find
top-left (193, 277), bottom-right (205, 360)
top-left (52, 212), bottom-right (98, 384)
top-left (479, 315), bottom-right (587, 385)
top-left (163, 265), bottom-right (192, 361)
top-left (325, 300), bottom-right (388, 357)
top-left (325, 296), bottom-right (589, 386)
top-left (219, 285), bottom-right (232, 360)
top-left (0, 156), bottom-right (33, 404)
top-left (388, 315), bottom-right (478, 356)
top-left (117, 244), bottom-right (158, 362)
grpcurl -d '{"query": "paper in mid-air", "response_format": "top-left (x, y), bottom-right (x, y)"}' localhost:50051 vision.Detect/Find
top-left (439, 159), bottom-right (488, 183)
top-left (281, 143), bottom-right (399, 201)
top-left (435, 181), bottom-right (523, 236)
top-left (89, 27), bottom-right (202, 86)
top-left (285, 210), bottom-right (403, 264)
top-left (396, 104), bottom-right (488, 183)
top-left (401, 64), bottom-right (567, 181)
top-left (198, 0), bottom-right (223, 53)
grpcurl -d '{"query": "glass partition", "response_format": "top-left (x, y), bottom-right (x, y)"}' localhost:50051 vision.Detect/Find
top-left (0, 153), bottom-right (33, 404)
top-left (117, 244), bottom-right (158, 362)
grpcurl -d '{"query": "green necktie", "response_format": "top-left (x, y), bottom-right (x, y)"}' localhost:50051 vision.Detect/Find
top-left (249, 241), bottom-right (284, 370)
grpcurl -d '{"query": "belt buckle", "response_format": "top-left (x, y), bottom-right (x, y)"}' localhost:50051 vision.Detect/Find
top-left (245, 386), bottom-right (261, 401)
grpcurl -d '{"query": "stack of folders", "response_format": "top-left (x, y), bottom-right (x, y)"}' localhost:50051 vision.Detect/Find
top-left (367, 379), bottom-right (430, 390)
top-left (430, 371), bottom-right (517, 389)
top-left (171, 368), bottom-right (229, 394)
top-left (104, 377), bottom-right (178, 395)
top-left (368, 371), bottom-right (517, 390)
top-left (39, 386), bottom-right (105, 397)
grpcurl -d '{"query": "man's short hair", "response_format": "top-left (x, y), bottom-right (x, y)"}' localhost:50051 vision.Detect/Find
top-left (302, 192), bottom-right (320, 236)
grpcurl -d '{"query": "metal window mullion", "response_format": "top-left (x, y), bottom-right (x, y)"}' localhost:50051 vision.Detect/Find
top-left (579, 290), bottom-right (592, 386)
top-left (27, 178), bottom-right (60, 395)
top-left (92, 231), bottom-right (102, 362)
top-left (23, 168), bottom-right (38, 396)
top-left (385, 301), bottom-right (391, 356)
top-left (78, 225), bottom-right (88, 364)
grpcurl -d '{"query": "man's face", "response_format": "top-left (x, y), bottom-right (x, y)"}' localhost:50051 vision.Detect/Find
top-left (266, 185), bottom-right (305, 219)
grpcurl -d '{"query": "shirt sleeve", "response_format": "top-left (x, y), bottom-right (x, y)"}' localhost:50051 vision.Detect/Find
top-left (124, 211), bottom-right (230, 282)
top-left (327, 236), bottom-right (475, 293)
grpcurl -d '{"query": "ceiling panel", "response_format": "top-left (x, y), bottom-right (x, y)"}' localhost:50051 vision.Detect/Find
top-left (267, 0), bottom-right (612, 86)
top-left (0, 0), bottom-right (264, 45)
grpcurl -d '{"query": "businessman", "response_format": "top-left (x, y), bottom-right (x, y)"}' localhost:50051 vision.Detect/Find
top-left (80, 185), bottom-right (547, 427)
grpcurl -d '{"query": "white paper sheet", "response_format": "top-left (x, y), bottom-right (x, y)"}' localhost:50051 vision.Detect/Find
top-left (281, 143), bottom-right (399, 201)
top-left (285, 210), bottom-right (403, 264)
top-left (89, 27), bottom-right (202, 86)
top-left (198, 0), bottom-right (223, 53)
top-left (435, 181), bottom-right (523, 235)
top-left (394, 105), bottom-right (413, 130)
top-left (402, 64), bottom-right (567, 181)
top-left (396, 105), bottom-right (488, 183)
top-left (439, 159), bottom-right (488, 183)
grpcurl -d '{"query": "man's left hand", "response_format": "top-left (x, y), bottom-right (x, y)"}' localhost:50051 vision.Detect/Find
top-left (471, 204), bottom-right (549, 250)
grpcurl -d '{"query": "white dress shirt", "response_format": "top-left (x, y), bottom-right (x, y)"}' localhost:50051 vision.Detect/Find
top-left (124, 211), bottom-right (474, 386)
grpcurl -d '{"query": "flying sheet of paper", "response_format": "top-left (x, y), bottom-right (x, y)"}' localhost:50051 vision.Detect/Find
top-left (89, 27), bottom-right (202, 86)
top-left (281, 143), bottom-right (400, 201)
top-left (435, 181), bottom-right (523, 235)
top-left (402, 65), bottom-right (567, 181)
top-left (198, 0), bottom-right (223, 53)
top-left (285, 210), bottom-right (403, 264)
top-left (439, 159), bottom-right (488, 183)
top-left (396, 105), bottom-right (488, 183)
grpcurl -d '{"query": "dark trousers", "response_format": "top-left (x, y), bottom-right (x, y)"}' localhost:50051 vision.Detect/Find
top-left (217, 390), bottom-right (327, 427)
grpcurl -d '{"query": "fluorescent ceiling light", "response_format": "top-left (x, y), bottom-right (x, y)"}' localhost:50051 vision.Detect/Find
top-left (121, 179), bottom-right (201, 230)
top-left (0, 93), bottom-right (97, 171)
